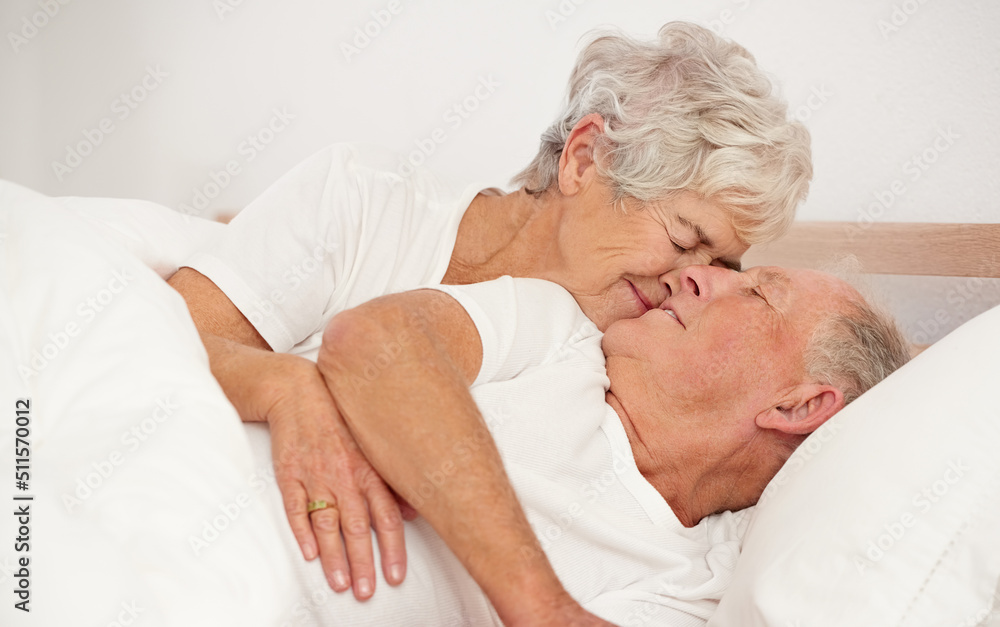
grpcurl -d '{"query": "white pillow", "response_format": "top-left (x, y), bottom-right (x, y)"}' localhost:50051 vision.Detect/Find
top-left (0, 182), bottom-right (297, 626)
top-left (710, 304), bottom-right (1000, 626)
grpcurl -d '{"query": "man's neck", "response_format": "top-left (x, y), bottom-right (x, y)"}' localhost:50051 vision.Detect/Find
top-left (605, 390), bottom-right (769, 527)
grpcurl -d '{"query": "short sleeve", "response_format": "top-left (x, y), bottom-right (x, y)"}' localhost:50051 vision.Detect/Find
top-left (184, 143), bottom-right (480, 354)
top-left (431, 277), bottom-right (601, 386)
top-left (183, 145), bottom-right (362, 351)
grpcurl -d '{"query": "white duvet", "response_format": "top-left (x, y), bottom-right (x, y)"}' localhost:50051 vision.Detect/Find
top-left (0, 182), bottom-right (299, 626)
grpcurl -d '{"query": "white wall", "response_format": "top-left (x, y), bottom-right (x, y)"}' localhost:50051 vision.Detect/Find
top-left (2, 0), bottom-right (998, 340)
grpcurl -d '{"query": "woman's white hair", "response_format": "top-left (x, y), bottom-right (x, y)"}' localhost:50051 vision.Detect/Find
top-left (512, 21), bottom-right (813, 245)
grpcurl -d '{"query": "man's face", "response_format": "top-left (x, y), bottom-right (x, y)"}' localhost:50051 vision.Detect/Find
top-left (602, 265), bottom-right (854, 459)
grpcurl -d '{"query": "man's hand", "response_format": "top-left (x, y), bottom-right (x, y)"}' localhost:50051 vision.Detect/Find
top-left (261, 354), bottom-right (416, 600)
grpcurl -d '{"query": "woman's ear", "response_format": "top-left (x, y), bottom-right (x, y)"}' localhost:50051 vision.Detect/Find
top-left (755, 384), bottom-right (845, 436)
top-left (557, 113), bottom-right (606, 196)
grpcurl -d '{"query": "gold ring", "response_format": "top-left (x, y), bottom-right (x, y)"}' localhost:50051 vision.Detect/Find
top-left (307, 499), bottom-right (336, 514)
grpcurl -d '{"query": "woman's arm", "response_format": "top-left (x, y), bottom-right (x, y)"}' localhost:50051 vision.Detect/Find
top-left (167, 267), bottom-right (411, 601)
top-left (320, 288), bottom-right (612, 627)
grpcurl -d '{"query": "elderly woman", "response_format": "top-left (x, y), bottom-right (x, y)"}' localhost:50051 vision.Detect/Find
top-left (168, 19), bottom-right (811, 612)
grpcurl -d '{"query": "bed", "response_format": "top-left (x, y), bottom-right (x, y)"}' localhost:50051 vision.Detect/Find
top-left (2, 183), bottom-right (998, 626)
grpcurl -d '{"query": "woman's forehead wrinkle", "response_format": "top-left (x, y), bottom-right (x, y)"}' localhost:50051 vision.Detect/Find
top-left (676, 216), bottom-right (713, 248)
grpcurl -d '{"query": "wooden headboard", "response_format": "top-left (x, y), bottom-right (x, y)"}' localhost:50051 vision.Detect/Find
top-left (743, 222), bottom-right (1000, 356)
top-left (743, 222), bottom-right (1000, 278)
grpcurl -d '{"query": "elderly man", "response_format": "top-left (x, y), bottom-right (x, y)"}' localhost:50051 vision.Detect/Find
top-left (270, 263), bottom-right (908, 625)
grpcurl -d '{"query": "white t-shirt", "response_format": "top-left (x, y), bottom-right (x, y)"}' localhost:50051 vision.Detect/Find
top-left (438, 277), bottom-right (745, 626)
top-left (184, 143), bottom-right (484, 353)
top-left (247, 277), bottom-right (745, 627)
top-left (176, 145), bottom-right (743, 622)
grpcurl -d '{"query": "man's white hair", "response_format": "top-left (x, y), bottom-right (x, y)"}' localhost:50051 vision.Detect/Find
top-left (804, 260), bottom-right (912, 405)
top-left (805, 300), bottom-right (911, 405)
top-left (512, 21), bottom-right (813, 245)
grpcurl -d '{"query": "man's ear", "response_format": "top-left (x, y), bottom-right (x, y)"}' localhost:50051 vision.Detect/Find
top-left (755, 384), bottom-right (846, 436)
top-left (557, 113), bottom-right (606, 196)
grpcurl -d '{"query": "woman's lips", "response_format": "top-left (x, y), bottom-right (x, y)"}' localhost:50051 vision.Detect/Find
top-left (627, 281), bottom-right (653, 312)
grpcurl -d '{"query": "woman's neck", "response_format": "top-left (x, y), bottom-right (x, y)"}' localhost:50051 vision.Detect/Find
top-left (442, 189), bottom-right (563, 285)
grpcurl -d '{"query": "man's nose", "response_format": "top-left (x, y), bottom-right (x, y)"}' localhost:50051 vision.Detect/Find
top-left (661, 265), bottom-right (731, 300)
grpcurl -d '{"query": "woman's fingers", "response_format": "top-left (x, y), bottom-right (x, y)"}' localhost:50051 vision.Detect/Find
top-left (335, 485), bottom-right (378, 600)
top-left (307, 490), bottom-right (354, 593)
top-left (263, 359), bottom-right (411, 599)
top-left (362, 471), bottom-right (408, 586)
top-left (275, 472), bottom-right (319, 562)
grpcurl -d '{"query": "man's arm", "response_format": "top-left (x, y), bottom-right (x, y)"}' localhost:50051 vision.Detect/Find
top-left (319, 288), bottom-right (613, 627)
top-left (167, 267), bottom-right (411, 601)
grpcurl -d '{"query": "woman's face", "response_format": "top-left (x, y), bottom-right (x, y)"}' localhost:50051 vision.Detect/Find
top-left (551, 185), bottom-right (748, 331)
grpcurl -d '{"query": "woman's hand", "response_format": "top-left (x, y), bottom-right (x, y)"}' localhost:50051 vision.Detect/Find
top-left (166, 268), bottom-right (414, 599)
top-left (258, 352), bottom-right (416, 600)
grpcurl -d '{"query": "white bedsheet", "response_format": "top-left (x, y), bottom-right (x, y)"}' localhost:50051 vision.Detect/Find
top-left (0, 182), bottom-right (297, 626)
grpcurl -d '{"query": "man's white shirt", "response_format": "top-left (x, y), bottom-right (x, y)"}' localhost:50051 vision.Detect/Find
top-left (174, 144), bottom-right (746, 624)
